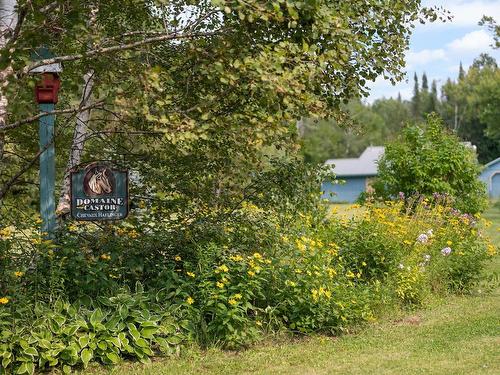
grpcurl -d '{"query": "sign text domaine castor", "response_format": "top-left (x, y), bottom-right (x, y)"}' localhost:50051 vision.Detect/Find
top-left (70, 163), bottom-right (129, 221)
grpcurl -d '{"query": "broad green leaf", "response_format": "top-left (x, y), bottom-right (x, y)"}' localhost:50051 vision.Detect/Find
top-left (81, 348), bottom-right (93, 368)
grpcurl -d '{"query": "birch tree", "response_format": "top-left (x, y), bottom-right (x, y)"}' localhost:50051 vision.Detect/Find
top-left (0, 0), bottom-right (447, 208)
top-left (0, 0), bottom-right (17, 163)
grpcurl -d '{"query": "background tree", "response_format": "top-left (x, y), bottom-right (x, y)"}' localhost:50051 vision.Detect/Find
top-left (411, 72), bottom-right (421, 120)
top-left (300, 54), bottom-right (499, 165)
top-left (301, 100), bottom-right (387, 164)
top-left (373, 115), bottom-right (488, 214)
top-left (440, 54), bottom-right (500, 163)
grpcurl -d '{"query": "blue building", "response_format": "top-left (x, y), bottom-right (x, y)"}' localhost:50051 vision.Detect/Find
top-left (480, 157), bottom-right (500, 200)
top-left (322, 146), bottom-right (384, 203)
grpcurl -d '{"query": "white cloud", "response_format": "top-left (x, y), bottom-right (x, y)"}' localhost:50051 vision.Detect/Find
top-left (407, 49), bottom-right (447, 67)
top-left (367, 1), bottom-right (500, 102)
top-left (447, 29), bottom-right (494, 53)
top-left (420, 0), bottom-right (500, 29)
top-left (366, 77), bottom-right (413, 104)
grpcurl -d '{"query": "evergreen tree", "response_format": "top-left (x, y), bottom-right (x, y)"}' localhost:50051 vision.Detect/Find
top-left (459, 62), bottom-right (465, 81)
top-left (429, 80), bottom-right (438, 113)
top-left (411, 72), bottom-right (421, 119)
top-left (422, 72), bottom-right (429, 91)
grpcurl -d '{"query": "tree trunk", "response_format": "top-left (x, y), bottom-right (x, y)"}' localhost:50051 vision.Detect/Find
top-left (56, 70), bottom-right (94, 214)
top-left (0, 0), bottom-right (17, 167)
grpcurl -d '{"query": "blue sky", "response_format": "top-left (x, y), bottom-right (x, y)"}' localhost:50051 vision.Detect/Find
top-left (367, 0), bottom-right (500, 103)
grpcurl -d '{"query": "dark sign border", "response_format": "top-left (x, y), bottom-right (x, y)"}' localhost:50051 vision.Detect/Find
top-left (70, 162), bottom-right (130, 221)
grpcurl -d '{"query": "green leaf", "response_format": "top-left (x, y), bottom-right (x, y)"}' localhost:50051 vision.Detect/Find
top-left (16, 364), bottom-right (27, 375)
top-left (90, 308), bottom-right (104, 328)
top-left (106, 352), bottom-right (120, 364)
top-left (81, 348), bottom-right (93, 368)
top-left (78, 335), bottom-right (90, 349)
top-left (2, 356), bottom-right (11, 368)
top-left (140, 326), bottom-right (158, 339)
top-left (119, 306), bottom-right (129, 319)
top-left (97, 341), bottom-right (107, 350)
top-left (127, 323), bottom-right (141, 341)
top-left (135, 281), bottom-right (144, 294)
top-left (135, 338), bottom-right (149, 348)
top-left (166, 335), bottom-right (182, 345)
top-left (107, 336), bottom-right (121, 348)
top-left (23, 347), bottom-right (38, 357)
top-left (38, 339), bottom-right (51, 349)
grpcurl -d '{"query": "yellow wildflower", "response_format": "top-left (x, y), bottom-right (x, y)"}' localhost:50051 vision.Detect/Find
top-left (253, 252), bottom-right (263, 260)
top-left (346, 270), bottom-right (355, 279)
top-left (256, 320), bottom-right (262, 326)
top-left (174, 255), bottom-right (182, 261)
top-left (311, 289), bottom-right (319, 302)
top-left (128, 229), bottom-right (139, 239)
top-left (0, 227), bottom-right (12, 238)
top-left (228, 299), bottom-right (237, 306)
top-left (487, 244), bottom-right (496, 256)
top-left (296, 241), bottom-right (306, 252)
top-left (229, 255), bottom-right (243, 262)
top-left (285, 280), bottom-right (297, 287)
top-left (0, 297), bottom-right (9, 304)
top-left (186, 296), bottom-right (194, 305)
top-left (327, 268), bottom-right (337, 278)
top-left (216, 281), bottom-right (224, 289)
top-left (247, 270), bottom-right (255, 277)
top-left (100, 254), bottom-right (111, 261)
top-left (233, 293), bottom-right (243, 300)
top-left (14, 271), bottom-right (24, 278)
top-left (186, 272), bottom-right (196, 278)
top-left (217, 264), bottom-right (229, 273)
top-left (447, 240), bottom-right (453, 246)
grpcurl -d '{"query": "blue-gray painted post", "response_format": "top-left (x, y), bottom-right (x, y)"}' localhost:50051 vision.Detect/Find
top-left (39, 103), bottom-right (56, 236)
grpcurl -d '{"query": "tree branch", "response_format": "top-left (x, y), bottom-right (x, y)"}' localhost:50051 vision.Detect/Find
top-left (22, 31), bottom-right (218, 75)
top-left (0, 100), bottom-right (105, 131)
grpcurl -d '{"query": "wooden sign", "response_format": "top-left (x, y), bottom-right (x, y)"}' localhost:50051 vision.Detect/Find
top-left (70, 162), bottom-right (129, 221)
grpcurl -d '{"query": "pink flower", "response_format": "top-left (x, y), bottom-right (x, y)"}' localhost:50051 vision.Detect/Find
top-left (441, 247), bottom-right (452, 256)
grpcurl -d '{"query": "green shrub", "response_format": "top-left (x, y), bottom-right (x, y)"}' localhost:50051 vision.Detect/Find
top-left (0, 168), bottom-right (496, 372)
top-left (0, 285), bottom-right (188, 374)
top-left (373, 114), bottom-right (488, 214)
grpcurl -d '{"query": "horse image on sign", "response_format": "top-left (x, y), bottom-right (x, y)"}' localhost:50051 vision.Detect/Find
top-left (84, 167), bottom-right (114, 196)
top-left (70, 163), bottom-right (129, 221)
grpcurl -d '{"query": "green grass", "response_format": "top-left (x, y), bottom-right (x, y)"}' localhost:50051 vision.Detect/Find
top-left (94, 289), bottom-right (500, 375)
top-left (483, 202), bottom-right (500, 247)
top-left (91, 205), bottom-right (500, 375)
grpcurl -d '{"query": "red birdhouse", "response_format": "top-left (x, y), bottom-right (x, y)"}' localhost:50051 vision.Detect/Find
top-left (35, 73), bottom-right (61, 104)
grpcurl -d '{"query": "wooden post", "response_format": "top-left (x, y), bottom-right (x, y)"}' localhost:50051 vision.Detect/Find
top-left (39, 103), bottom-right (56, 236)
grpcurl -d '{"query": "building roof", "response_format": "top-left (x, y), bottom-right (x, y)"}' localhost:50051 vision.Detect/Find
top-left (483, 156), bottom-right (500, 169)
top-left (325, 146), bottom-right (385, 177)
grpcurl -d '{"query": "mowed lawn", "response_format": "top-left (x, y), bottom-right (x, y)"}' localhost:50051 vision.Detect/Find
top-left (93, 204), bottom-right (500, 375)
